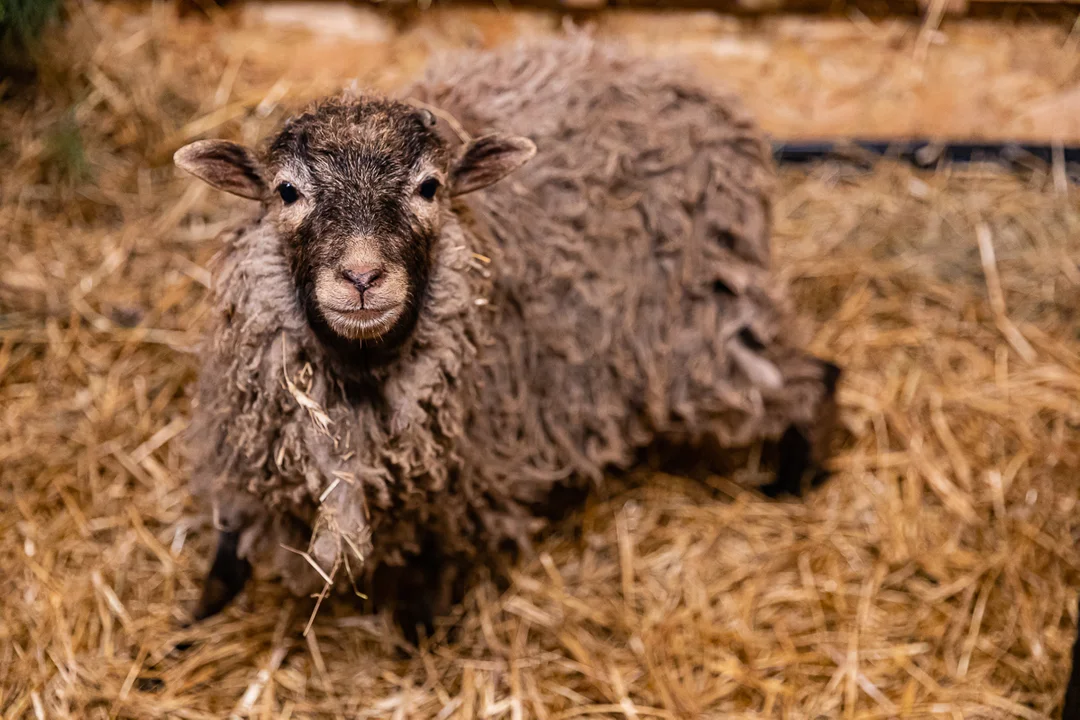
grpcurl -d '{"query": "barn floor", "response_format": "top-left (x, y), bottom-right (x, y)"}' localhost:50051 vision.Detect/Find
top-left (3, 3), bottom-right (1080, 718)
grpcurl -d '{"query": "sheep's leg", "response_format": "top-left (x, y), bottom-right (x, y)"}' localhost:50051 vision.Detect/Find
top-left (761, 425), bottom-right (814, 497)
top-left (194, 529), bottom-right (252, 620)
top-left (369, 538), bottom-right (465, 647)
top-left (760, 359), bottom-right (841, 498)
top-left (394, 562), bottom-right (459, 647)
top-left (1063, 592), bottom-right (1080, 720)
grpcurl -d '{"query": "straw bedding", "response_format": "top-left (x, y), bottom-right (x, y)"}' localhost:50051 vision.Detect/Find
top-left (2, 4), bottom-right (1080, 719)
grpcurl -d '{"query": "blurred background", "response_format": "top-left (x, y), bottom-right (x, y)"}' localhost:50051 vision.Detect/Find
top-left (3, 1), bottom-right (1080, 718)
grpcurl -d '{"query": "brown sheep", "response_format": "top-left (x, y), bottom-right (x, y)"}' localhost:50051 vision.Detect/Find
top-left (175, 34), bottom-right (841, 637)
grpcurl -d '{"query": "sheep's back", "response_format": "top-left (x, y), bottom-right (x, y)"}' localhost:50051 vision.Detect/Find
top-left (408, 37), bottom-right (803, 503)
top-left (411, 34), bottom-right (773, 266)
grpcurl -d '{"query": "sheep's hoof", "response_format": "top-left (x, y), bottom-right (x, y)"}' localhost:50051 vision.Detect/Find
top-left (193, 530), bottom-right (252, 621)
top-left (760, 424), bottom-right (818, 498)
top-left (395, 603), bottom-right (436, 649)
top-left (761, 359), bottom-right (841, 498)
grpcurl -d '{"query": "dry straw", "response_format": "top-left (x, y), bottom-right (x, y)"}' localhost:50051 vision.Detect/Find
top-left (2, 3), bottom-right (1080, 719)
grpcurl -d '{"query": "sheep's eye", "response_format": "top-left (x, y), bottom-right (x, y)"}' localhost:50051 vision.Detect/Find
top-left (418, 177), bottom-right (440, 202)
top-left (277, 182), bottom-right (299, 205)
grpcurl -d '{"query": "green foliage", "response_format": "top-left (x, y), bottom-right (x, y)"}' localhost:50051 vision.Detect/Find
top-left (1, 0), bottom-right (60, 44)
top-left (1, 0), bottom-right (62, 67)
top-left (44, 110), bottom-right (90, 184)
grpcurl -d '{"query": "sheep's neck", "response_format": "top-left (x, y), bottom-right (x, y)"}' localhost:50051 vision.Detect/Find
top-left (317, 328), bottom-right (411, 385)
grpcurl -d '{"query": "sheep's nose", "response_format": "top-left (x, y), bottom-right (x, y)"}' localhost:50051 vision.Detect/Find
top-left (341, 265), bottom-right (384, 293)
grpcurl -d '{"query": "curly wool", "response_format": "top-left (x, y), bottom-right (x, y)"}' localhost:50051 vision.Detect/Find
top-left (188, 35), bottom-right (833, 598)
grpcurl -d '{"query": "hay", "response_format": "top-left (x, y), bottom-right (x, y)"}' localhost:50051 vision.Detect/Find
top-left (2, 3), bottom-right (1080, 719)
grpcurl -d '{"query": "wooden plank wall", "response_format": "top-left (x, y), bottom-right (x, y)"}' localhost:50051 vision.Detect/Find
top-left (201, 0), bottom-right (1080, 16)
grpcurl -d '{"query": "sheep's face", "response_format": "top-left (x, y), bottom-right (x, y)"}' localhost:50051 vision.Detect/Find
top-left (174, 96), bottom-right (536, 349)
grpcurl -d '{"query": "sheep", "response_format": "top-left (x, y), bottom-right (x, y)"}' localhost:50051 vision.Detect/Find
top-left (174, 34), bottom-right (842, 636)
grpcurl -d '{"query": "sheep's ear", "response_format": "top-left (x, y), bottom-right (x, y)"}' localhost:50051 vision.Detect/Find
top-left (174, 140), bottom-right (267, 200)
top-left (449, 133), bottom-right (536, 196)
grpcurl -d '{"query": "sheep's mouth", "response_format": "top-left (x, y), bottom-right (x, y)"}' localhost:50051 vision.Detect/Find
top-left (322, 304), bottom-right (403, 340)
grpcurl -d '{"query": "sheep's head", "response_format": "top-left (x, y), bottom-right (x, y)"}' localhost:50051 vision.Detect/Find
top-left (174, 96), bottom-right (535, 349)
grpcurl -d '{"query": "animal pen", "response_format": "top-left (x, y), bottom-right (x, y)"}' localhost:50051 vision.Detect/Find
top-left (3, 1), bottom-right (1080, 719)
